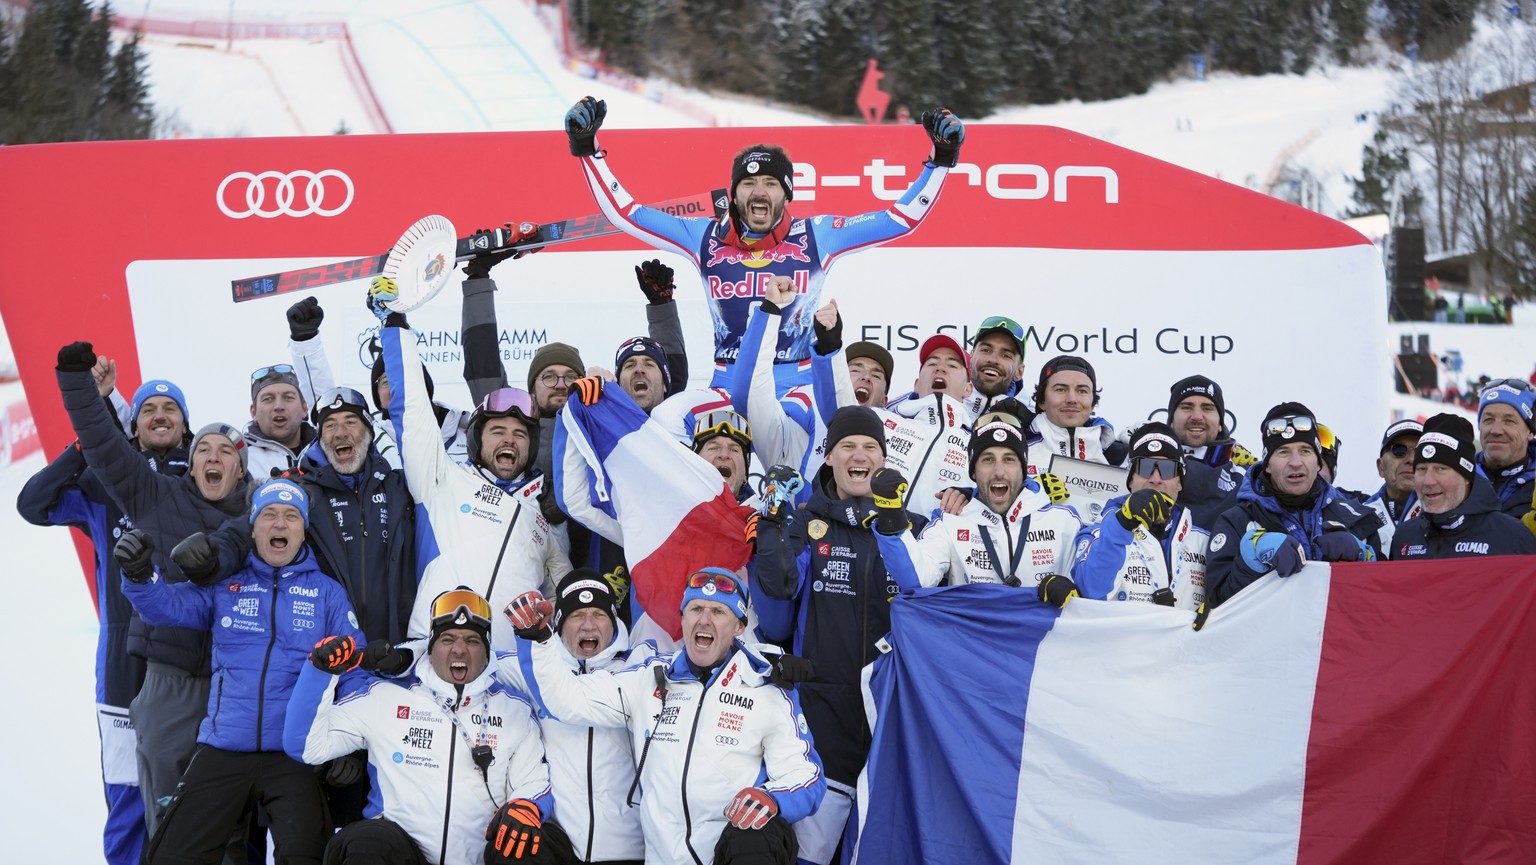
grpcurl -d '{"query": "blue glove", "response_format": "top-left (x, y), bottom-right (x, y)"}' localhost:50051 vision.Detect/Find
top-left (565, 96), bottom-right (606, 157)
top-left (1314, 532), bottom-right (1373, 562)
top-left (920, 108), bottom-right (965, 167)
top-left (1239, 529), bottom-right (1305, 577)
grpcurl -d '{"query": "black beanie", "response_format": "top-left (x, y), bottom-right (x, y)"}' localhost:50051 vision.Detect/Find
top-left (1416, 413), bottom-right (1477, 482)
top-left (730, 147), bottom-right (795, 202)
top-left (553, 569), bottom-right (618, 633)
top-left (969, 413), bottom-right (1028, 476)
top-left (1259, 402), bottom-right (1320, 461)
top-left (1167, 375), bottom-right (1226, 424)
top-left (825, 406), bottom-right (886, 455)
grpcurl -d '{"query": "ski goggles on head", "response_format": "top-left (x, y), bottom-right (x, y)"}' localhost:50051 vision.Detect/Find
top-left (1481, 378), bottom-right (1534, 397)
top-left (1316, 424), bottom-right (1338, 452)
top-left (686, 570), bottom-right (740, 594)
top-left (693, 410), bottom-right (752, 448)
top-left (478, 387), bottom-right (535, 417)
top-left (974, 410), bottom-right (1024, 430)
top-left (975, 315), bottom-right (1026, 344)
top-left (1263, 414), bottom-right (1315, 437)
top-left (429, 589), bottom-right (493, 630)
top-left (311, 387), bottom-right (369, 423)
top-left (1132, 456), bottom-right (1180, 479)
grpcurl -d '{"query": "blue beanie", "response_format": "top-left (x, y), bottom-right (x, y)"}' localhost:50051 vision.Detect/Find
top-left (615, 336), bottom-right (671, 391)
top-left (1478, 383), bottom-right (1536, 432)
top-left (130, 380), bottom-right (188, 431)
top-left (250, 479), bottom-right (309, 524)
top-left (680, 567), bottom-right (748, 621)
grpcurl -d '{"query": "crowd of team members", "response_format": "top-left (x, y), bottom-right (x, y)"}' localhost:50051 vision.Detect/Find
top-left (22, 96), bottom-right (1536, 865)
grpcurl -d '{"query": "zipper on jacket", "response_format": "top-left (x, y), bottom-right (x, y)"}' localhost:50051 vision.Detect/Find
top-left (439, 692), bottom-right (461, 865)
top-left (484, 507), bottom-right (523, 600)
top-left (680, 677), bottom-right (713, 865)
top-left (584, 728), bottom-right (596, 862)
top-left (908, 394), bottom-right (946, 492)
top-left (254, 566), bottom-right (280, 751)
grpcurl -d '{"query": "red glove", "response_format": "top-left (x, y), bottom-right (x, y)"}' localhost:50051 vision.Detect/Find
top-left (310, 635), bottom-right (360, 674)
top-left (725, 787), bottom-right (779, 830)
top-left (504, 592), bottom-right (554, 642)
top-left (485, 798), bottom-right (542, 861)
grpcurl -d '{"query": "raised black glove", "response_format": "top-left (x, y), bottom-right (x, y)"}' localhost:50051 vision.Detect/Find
top-left (170, 532), bottom-right (221, 586)
top-left (360, 639), bottom-right (413, 676)
top-left (463, 222), bottom-right (540, 278)
top-left (537, 485), bottom-right (568, 526)
top-left (764, 652), bottom-right (814, 689)
top-left (1116, 489), bottom-right (1174, 532)
top-left (323, 753), bottom-right (365, 787)
top-left (310, 634), bottom-right (361, 674)
top-left (813, 308), bottom-right (843, 356)
top-left (113, 529), bottom-right (155, 583)
top-left (1150, 587), bottom-right (1176, 607)
top-left (634, 259), bottom-right (675, 305)
top-left (920, 107), bottom-right (965, 168)
top-left (564, 96), bottom-right (606, 157)
top-left (869, 467), bottom-right (910, 535)
top-left (286, 296), bottom-right (324, 341)
top-left (57, 341), bottom-right (97, 373)
top-left (1037, 573), bottom-right (1078, 608)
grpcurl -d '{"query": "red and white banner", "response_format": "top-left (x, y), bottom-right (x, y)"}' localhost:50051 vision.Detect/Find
top-left (0, 126), bottom-right (1384, 489)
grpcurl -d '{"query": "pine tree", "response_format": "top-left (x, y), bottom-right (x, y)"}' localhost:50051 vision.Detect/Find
top-left (931, 0), bottom-right (1006, 117)
top-left (0, 0), bottom-right (155, 144)
top-left (874, 0), bottom-right (940, 114)
top-left (1346, 129), bottom-right (1413, 218)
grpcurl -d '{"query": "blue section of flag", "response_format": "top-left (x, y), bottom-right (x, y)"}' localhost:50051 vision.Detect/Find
top-left (857, 585), bottom-right (1061, 865)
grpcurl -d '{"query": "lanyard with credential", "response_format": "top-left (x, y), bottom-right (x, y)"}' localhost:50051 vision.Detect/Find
top-left (978, 513), bottom-right (1031, 587)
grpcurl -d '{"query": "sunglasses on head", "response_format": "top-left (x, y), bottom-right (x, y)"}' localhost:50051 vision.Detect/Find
top-left (976, 315), bottom-right (1025, 342)
top-left (1264, 414), bottom-right (1315, 436)
top-left (1481, 378), bottom-right (1534, 399)
top-left (250, 363), bottom-right (295, 382)
top-left (479, 387), bottom-right (535, 416)
top-left (686, 570), bottom-right (740, 594)
top-left (1132, 457), bottom-right (1180, 479)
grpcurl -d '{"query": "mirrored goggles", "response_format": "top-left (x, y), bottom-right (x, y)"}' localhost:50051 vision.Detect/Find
top-left (693, 410), bottom-right (752, 446)
top-left (429, 589), bottom-right (493, 630)
top-left (1132, 457), bottom-right (1180, 479)
top-left (311, 387), bottom-right (369, 423)
top-left (976, 315), bottom-right (1025, 342)
top-left (1317, 423), bottom-right (1338, 452)
top-left (1263, 414), bottom-right (1315, 437)
top-left (479, 387), bottom-right (535, 417)
top-left (250, 363), bottom-right (295, 382)
top-left (686, 570), bottom-right (740, 594)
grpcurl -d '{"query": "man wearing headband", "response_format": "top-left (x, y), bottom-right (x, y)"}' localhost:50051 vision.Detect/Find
top-left (1070, 422), bottom-right (1210, 610)
top-left (1390, 414), bottom-right (1536, 559)
top-left (287, 587), bottom-right (565, 865)
top-left (505, 569), bottom-right (824, 865)
top-left (1474, 379), bottom-right (1536, 520)
top-left (1205, 403), bottom-right (1386, 609)
top-left (375, 303), bottom-right (572, 653)
top-left (876, 411), bottom-right (1085, 593)
top-left (497, 571), bottom-right (656, 864)
top-left (563, 94), bottom-right (964, 392)
top-left (113, 479), bottom-right (361, 865)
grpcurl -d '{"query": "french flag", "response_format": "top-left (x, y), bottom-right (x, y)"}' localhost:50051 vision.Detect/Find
top-left (851, 560), bottom-right (1536, 864)
top-left (553, 385), bottom-right (752, 640)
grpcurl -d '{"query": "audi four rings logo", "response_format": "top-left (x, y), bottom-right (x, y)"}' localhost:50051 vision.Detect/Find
top-left (216, 169), bottom-right (354, 219)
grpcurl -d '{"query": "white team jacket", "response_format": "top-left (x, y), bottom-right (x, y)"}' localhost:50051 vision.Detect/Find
top-left (285, 658), bottom-right (552, 865)
top-left (522, 638), bottom-right (825, 865)
top-left (381, 326), bottom-right (571, 650)
top-left (880, 485), bottom-right (1086, 589)
top-left (1070, 503), bottom-right (1210, 610)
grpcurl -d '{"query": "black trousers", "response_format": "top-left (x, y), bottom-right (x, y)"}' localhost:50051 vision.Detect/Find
top-left (145, 746), bottom-right (329, 865)
top-left (714, 815), bottom-right (798, 865)
top-left (324, 818), bottom-right (425, 865)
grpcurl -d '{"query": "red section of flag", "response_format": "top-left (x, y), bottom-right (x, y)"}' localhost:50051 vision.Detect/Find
top-left (629, 492), bottom-right (753, 640)
top-left (1301, 558), bottom-right (1536, 864)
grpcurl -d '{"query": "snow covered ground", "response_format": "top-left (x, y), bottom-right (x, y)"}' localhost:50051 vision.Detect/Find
top-left (3, 2), bottom-right (1536, 861)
